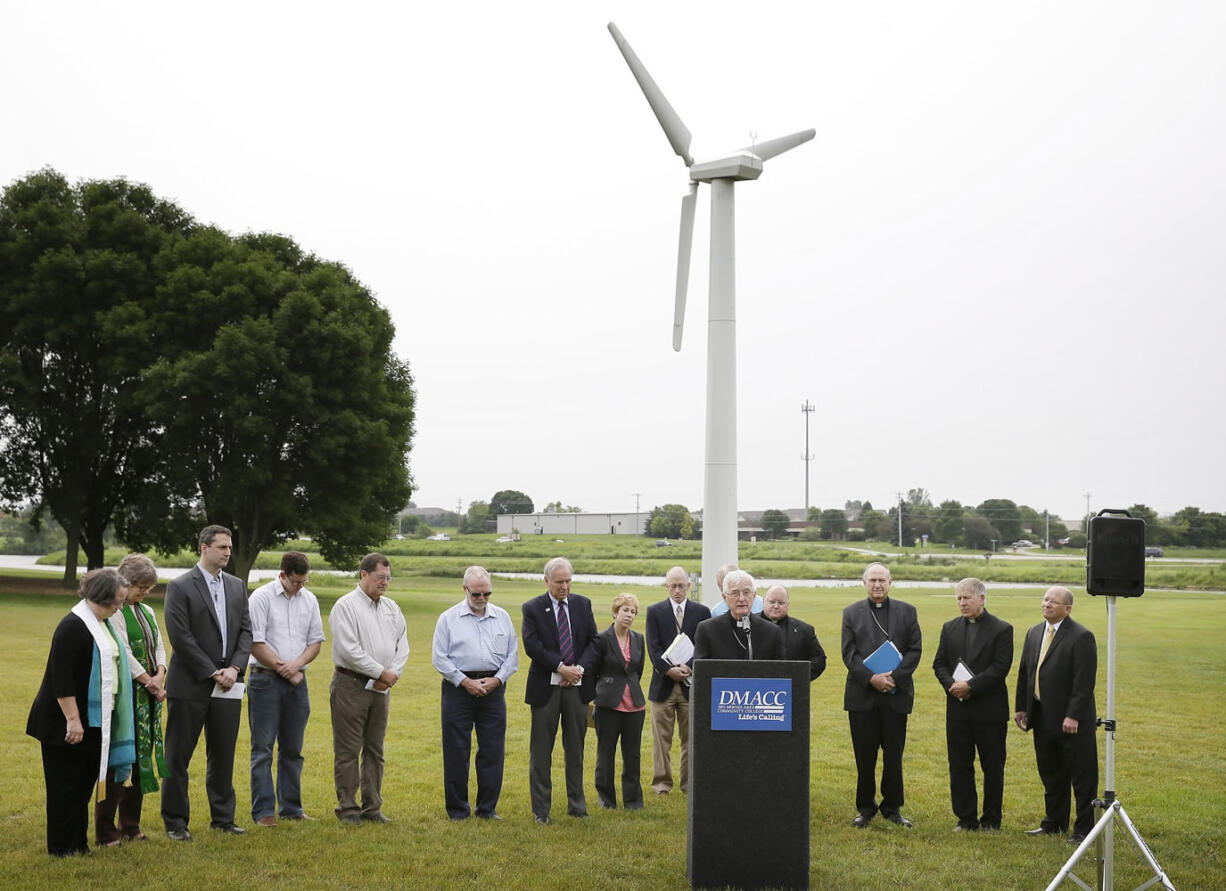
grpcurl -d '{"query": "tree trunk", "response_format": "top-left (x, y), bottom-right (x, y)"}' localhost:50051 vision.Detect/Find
top-left (62, 518), bottom-right (80, 588)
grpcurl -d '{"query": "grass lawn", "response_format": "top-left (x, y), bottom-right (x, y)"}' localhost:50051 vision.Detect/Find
top-left (0, 573), bottom-right (1220, 889)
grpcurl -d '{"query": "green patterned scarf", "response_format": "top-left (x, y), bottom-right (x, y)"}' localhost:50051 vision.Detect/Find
top-left (121, 603), bottom-right (169, 794)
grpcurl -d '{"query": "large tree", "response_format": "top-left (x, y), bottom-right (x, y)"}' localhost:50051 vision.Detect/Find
top-left (760, 508), bottom-right (790, 540)
top-left (648, 503), bottom-right (693, 539)
top-left (975, 498), bottom-right (1023, 544)
top-left (0, 169), bottom-right (193, 583)
top-left (932, 500), bottom-right (965, 546)
top-left (132, 230), bottom-right (415, 583)
top-left (489, 489), bottom-right (534, 516)
top-left (819, 508), bottom-right (848, 540)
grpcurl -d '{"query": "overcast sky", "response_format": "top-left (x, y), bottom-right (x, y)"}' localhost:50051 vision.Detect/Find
top-left (4, 2), bottom-right (1223, 524)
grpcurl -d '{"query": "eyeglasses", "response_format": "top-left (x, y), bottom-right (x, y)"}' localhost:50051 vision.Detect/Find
top-left (136, 584), bottom-right (157, 594)
top-left (467, 590), bottom-right (492, 598)
top-left (666, 583), bottom-right (688, 590)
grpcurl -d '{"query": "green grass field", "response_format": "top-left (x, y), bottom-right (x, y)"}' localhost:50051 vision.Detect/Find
top-left (1, 574), bottom-right (1220, 889)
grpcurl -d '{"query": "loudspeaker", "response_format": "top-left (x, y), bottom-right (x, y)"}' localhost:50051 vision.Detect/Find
top-left (1086, 513), bottom-right (1146, 597)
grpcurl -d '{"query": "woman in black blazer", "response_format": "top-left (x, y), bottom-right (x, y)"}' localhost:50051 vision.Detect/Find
top-left (591, 593), bottom-right (647, 809)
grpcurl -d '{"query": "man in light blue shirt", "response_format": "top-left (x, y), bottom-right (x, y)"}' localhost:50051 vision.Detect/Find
top-left (431, 565), bottom-right (519, 820)
top-left (247, 551), bottom-right (325, 825)
top-left (708, 563), bottom-right (764, 616)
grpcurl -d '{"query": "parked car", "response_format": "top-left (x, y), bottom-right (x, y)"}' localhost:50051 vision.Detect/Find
top-left (655, 539), bottom-right (673, 547)
top-left (426, 533), bottom-right (450, 541)
top-left (1012, 539), bottom-right (1035, 548)
top-left (1144, 546), bottom-right (1164, 558)
top-left (496, 536), bottom-right (515, 543)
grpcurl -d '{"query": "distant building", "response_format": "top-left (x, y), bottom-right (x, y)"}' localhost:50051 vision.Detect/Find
top-left (496, 512), bottom-right (646, 536)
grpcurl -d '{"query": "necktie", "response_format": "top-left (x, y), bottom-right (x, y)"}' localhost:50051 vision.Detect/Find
top-left (1034, 625), bottom-right (1055, 700)
top-left (675, 604), bottom-right (683, 633)
top-left (557, 600), bottom-right (574, 665)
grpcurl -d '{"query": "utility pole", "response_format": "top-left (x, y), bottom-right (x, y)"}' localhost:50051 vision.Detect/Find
top-left (1045, 509), bottom-right (1050, 552)
top-left (633, 492), bottom-right (642, 535)
top-left (800, 400), bottom-right (814, 515)
top-left (1084, 492), bottom-right (1092, 533)
top-left (897, 491), bottom-right (904, 548)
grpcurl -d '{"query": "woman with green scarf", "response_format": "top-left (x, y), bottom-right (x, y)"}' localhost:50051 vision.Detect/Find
top-left (95, 554), bottom-right (169, 846)
top-left (27, 568), bottom-right (133, 856)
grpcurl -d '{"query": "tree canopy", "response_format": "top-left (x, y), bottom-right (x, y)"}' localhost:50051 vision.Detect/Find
top-left (648, 503), bottom-right (694, 539)
top-left (0, 169), bottom-right (415, 583)
top-left (760, 509), bottom-right (790, 540)
top-left (490, 489), bottom-right (534, 516)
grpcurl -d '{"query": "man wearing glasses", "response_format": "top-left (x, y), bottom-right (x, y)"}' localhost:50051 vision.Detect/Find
top-left (431, 566), bottom-right (519, 820)
top-left (644, 566), bottom-right (710, 795)
top-left (693, 570), bottom-right (783, 660)
top-left (842, 562), bottom-right (922, 829)
top-left (329, 553), bottom-right (408, 825)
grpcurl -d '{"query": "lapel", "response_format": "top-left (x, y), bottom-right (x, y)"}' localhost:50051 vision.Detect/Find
top-left (191, 567), bottom-right (223, 638)
top-left (539, 593), bottom-right (560, 647)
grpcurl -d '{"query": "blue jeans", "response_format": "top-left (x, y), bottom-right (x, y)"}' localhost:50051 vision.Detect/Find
top-left (248, 669), bottom-right (310, 820)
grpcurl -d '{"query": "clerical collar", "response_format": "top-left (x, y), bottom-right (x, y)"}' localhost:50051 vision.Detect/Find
top-left (967, 617), bottom-right (977, 624)
top-left (871, 598), bottom-right (888, 608)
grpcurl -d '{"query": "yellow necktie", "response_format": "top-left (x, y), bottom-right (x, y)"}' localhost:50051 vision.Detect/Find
top-left (1034, 625), bottom-right (1055, 701)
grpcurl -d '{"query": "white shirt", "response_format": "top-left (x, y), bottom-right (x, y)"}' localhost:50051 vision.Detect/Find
top-left (248, 577), bottom-right (325, 669)
top-left (431, 600), bottom-right (519, 687)
top-left (330, 587), bottom-right (409, 679)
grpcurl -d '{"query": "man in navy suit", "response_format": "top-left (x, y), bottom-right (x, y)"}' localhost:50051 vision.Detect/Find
top-left (842, 562), bottom-right (922, 829)
top-left (1015, 586), bottom-right (1098, 843)
top-left (161, 524), bottom-right (253, 840)
top-left (521, 557), bottom-right (598, 824)
top-left (932, 577), bottom-right (1013, 832)
top-left (644, 566), bottom-right (710, 795)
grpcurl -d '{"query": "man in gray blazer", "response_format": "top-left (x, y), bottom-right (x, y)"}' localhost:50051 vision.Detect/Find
top-left (161, 524), bottom-right (253, 840)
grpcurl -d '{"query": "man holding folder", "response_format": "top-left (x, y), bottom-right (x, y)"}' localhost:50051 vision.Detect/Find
top-left (932, 578), bottom-right (1014, 832)
top-left (842, 562), bottom-right (922, 828)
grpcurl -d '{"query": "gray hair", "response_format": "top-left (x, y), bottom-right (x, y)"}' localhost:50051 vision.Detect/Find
top-left (714, 562), bottom-right (739, 590)
top-left (463, 565), bottom-right (491, 587)
top-left (722, 569), bottom-right (756, 594)
top-left (117, 553), bottom-right (158, 587)
top-left (79, 567), bottom-right (129, 605)
top-left (862, 561), bottom-right (891, 580)
top-left (543, 556), bottom-right (573, 582)
top-left (954, 577), bottom-right (986, 599)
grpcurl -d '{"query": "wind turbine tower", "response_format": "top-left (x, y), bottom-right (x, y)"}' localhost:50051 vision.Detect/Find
top-left (608, 22), bottom-right (815, 604)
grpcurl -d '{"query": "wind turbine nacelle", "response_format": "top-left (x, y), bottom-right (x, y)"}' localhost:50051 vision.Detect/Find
top-left (689, 151), bottom-right (764, 183)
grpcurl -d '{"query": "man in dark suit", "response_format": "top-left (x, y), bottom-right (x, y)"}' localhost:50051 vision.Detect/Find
top-left (761, 585), bottom-right (826, 681)
top-left (521, 557), bottom-right (598, 824)
top-left (645, 566), bottom-right (710, 795)
top-left (1014, 586), bottom-right (1098, 843)
top-left (161, 524), bottom-right (253, 840)
top-left (693, 570), bottom-right (783, 661)
top-left (932, 577), bottom-right (1013, 832)
top-left (842, 562), bottom-right (922, 828)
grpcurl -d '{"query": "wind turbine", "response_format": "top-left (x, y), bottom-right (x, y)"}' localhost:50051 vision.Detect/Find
top-left (608, 22), bottom-right (815, 604)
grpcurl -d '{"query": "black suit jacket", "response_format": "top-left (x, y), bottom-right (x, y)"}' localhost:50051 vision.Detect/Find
top-left (768, 615), bottom-right (826, 681)
top-left (591, 627), bottom-right (646, 710)
top-left (693, 613), bottom-right (783, 661)
top-left (1015, 617), bottom-right (1097, 735)
top-left (521, 592), bottom-right (598, 706)
top-left (932, 610), bottom-right (1013, 722)
top-left (27, 613), bottom-right (95, 744)
top-left (645, 597), bottom-right (711, 701)
top-left (841, 597), bottom-right (922, 715)
top-left (164, 565), bottom-right (252, 701)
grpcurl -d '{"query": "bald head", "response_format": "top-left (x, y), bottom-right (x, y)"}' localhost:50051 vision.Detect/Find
top-left (763, 585), bottom-right (790, 621)
top-left (664, 566), bottom-right (691, 603)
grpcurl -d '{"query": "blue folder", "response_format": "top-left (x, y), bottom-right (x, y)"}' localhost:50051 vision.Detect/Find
top-left (863, 640), bottom-right (902, 674)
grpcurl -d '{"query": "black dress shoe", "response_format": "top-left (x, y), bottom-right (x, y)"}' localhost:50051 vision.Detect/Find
top-left (166, 828), bottom-right (192, 842)
top-left (851, 812), bottom-right (873, 828)
top-left (211, 823), bottom-right (246, 835)
top-left (475, 813), bottom-right (502, 821)
top-left (953, 823), bottom-right (978, 832)
top-left (884, 813), bottom-right (913, 828)
top-left (534, 815), bottom-right (551, 825)
top-left (1025, 826), bottom-right (1061, 836)
top-left (361, 813), bottom-right (392, 824)
top-left (1068, 834), bottom-right (1086, 845)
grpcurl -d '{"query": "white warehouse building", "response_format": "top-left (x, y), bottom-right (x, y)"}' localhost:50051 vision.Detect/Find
top-left (496, 512), bottom-right (647, 536)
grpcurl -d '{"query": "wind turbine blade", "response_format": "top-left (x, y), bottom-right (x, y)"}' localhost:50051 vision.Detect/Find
top-left (741, 128), bottom-right (816, 162)
top-left (608, 22), bottom-right (694, 167)
top-left (673, 183), bottom-right (698, 352)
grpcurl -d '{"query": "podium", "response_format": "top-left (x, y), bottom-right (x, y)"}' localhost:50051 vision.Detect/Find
top-left (687, 659), bottom-right (810, 890)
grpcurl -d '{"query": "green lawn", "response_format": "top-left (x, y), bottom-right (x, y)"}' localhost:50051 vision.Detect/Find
top-left (1, 575), bottom-right (1219, 889)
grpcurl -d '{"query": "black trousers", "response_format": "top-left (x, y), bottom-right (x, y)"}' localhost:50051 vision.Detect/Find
top-left (528, 686), bottom-right (588, 818)
top-left (41, 731), bottom-right (101, 856)
top-left (593, 707), bottom-right (645, 809)
top-left (848, 698), bottom-right (908, 816)
top-left (440, 680), bottom-right (507, 819)
top-left (946, 712), bottom-right (1007, 829)
top-left (161, 695), bottom-right (241, 831)
top-left (1031, 702), bottom-right (1098, 836)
